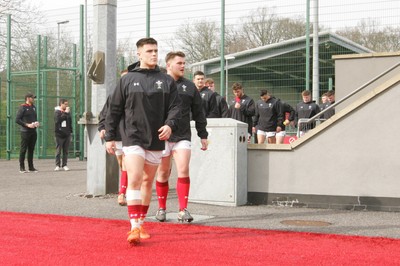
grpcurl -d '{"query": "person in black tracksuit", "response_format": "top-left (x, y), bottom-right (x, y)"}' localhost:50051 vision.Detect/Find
top-left (104, 38), bottom-right (182, 245)
top-left (214, 92), bottom-right (229, 118)
top-left (98, 94), bottom-right (127, 206)
top-left (205, 78), bottom-right (229, 118)
top-left (228, 82), bottom-right (256, 141)
top-left (253, 90), bottom-right (284, 144)
top-left (193, 70), bottom-right (219, 118)
top-left (15, 93), bottom-right (39, 173)
top-left (54, 99), bottom-right (73, 171)
top-left (276, 101), bottom-right (295, 144)
top-left (295, 90), bottom-right (321, 136)
top-left (155, 51), bottom-right (208, 223)
top-left (323, 90), bottom-right (335, 120)
top-left (98, 95), bottom-right (122, 143)
top-left (319, 92), bottom-right (329, 121)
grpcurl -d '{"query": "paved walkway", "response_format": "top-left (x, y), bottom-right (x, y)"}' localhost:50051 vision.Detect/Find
top-left (1, 158), bottom-right (400, 239)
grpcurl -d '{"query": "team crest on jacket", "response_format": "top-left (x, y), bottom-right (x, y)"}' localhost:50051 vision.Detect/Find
top-left (181, 85), bottom-right (187, 92)
top-left (201, 93), bottom-right (205, 98)
top-left (156, 80), bottom-right (163, 89)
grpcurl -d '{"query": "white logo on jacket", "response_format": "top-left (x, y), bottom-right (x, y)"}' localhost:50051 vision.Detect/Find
top-left (156, 80), bottom-right (163, 89)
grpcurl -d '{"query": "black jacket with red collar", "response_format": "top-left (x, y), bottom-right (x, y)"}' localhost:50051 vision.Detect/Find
top-left (16, 103), bottom-right (38, 132)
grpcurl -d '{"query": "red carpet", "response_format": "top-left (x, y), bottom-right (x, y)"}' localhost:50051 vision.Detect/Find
top-left (1, 211), bottom-right (400, 265)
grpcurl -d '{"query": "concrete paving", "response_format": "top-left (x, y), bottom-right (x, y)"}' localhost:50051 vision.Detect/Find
top-left (1, 158), bottom-right (400, 239)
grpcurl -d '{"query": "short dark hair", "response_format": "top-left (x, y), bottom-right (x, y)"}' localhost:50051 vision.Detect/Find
top-left (165, 51), bottom-right (185, 63)
top-left (59, 98), bottom-right (68, 105)
top-left (302, 90), bottom-right (311, 96)
top-left (25, 93), bottom-right (36, 100)
top-left (136, 37), bottom-right (157, 48)
top-left (193, 70), bottom-right (205, 78)
top-left (260, 89), bottom-right (268, 96)
top-left (232, 82), bottom-right (242, 91)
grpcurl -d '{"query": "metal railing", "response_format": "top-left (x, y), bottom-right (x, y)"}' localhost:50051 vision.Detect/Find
top-left (297, 61), bottom-right (400, 138)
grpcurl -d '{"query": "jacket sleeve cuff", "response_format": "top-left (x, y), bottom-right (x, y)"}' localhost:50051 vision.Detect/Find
top-left (165, 121), bottom-right (177, 132)
top-left (104, 132), bottom-right (115, 142)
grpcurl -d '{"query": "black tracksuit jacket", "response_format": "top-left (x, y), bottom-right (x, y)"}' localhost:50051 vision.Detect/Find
top-left (98, 95), bottom-right (122, 141)
top-left (253, 97), bottom-right (284, 132)
top-left (16, 104), bottom-right (38, 132)
top-left (295, 100), bottom-right (321, 131)
top-left (104, 62), bottom-right (182, 151)
top-left (169, 77), bottom-right (207, 142)
top-left (54, 107), bottom-right (73, 138)
top-left (228, 95), bottom-right (256, 135)
top-left (198, 87), bottom-right (219, 118)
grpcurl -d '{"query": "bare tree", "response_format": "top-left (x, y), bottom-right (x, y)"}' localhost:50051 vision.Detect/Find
top-left (169, 6), bottom-right (398, 66)
top-left (116, 38), bottom-right (137, 71)
top-left (240, 7), bottom-right (308, 49)
top-left (170, 19), bottom-right (220, 63)
top-left (225, 24), bottom-right (248, 54)
top-left (241, 7), bottom-right (278, 48)
top-left (337, 19), bottom-right (400, 52)
top-left (0, 0), bottom-right (43, 69)
top-left (169, 6), bottom-right (309, 63)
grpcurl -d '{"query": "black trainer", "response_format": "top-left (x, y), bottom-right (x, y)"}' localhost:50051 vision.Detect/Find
top-left (19, 167), bottom-right (27, 174)
top-left (28, 168), bottom-right (39, 173)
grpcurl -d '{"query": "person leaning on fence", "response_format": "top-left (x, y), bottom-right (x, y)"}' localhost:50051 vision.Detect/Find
top-left (227, 82), bottom-right (256, 142)
top-left (15, 93), bottom-right (40, 173)
top-left (295, 90), bottom-right (321, 136)
top-left (204, 78), bottom-right (229, 118)
top-left (252, 89), bottom-right (284, 144)
top-left (54, 98), bottom-right (73, 171)
top-left (104, 37), bottom-right (182, 246)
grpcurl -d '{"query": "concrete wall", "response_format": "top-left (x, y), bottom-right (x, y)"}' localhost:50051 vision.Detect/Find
top-left (334, 52), bottom-right (400, 113)
top-left (247, 53), bottom-right (400, 211)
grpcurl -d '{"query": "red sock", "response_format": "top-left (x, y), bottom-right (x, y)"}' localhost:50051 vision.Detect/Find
top-left (127, 204), bottom-right (141, 220)
top-left (141, 205), bottom-right (149, 220)
top-left (177, 177), bottom-right (190, 211)
top-left (156, 181), bottom-right (169, 209)
top-left (119, 170), bottom-right (127, 194)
